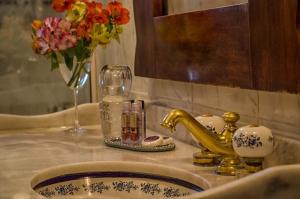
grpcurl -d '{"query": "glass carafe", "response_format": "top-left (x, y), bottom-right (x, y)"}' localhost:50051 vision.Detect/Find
top-left (99, 65), bottom-right (132, 140)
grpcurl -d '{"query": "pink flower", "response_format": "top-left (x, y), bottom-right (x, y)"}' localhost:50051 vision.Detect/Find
top-left (33, 17), bottom-right (77, 54)
top-left (32, 38), bottom-right (50, 55)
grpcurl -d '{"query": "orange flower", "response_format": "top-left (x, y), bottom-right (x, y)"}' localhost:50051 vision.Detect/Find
top-left (85, 1), bottom-right (109, 24)
top-left (52, 0), bottom-right (77, 12)
top-left (86, 1), bottom-right (102, 14)
top-left (31, 20), bottom-right (43, 31)
top-left (76, 22), bottom-right (92, 40)
top-left (31, 38), bottom-right (40, 54)
top-left (75, 1), bottom-right (109, 40)
top-left (107, 1), bottom-right (129, 25)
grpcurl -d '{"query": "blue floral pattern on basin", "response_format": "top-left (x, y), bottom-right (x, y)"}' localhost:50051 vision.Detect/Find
top-left (140, 182), bottom-right (161, 195)
top-left (39, 188), bottom-right (55, 198)
top-left (55, 184), bottom-right (80, 195)
top-left (37, 180), bottom-right (197, 198)
top-left (163, 187), bottom-right (182, 198)
top-left (112, 181), bottom-right (139, 192)
top-left (34, 171), bottom-right (204, 198)
top-left (233, 133), bottom-right (263, 149)
top-left (82, 182), bottom-right (110, 193)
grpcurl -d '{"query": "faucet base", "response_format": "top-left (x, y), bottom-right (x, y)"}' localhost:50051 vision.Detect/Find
top-left (193, 150), bottom-right (221, 166)
top-left (242, 157), bottom-right (264, 173)
top-left (216, 156), bottom-right (243, 176)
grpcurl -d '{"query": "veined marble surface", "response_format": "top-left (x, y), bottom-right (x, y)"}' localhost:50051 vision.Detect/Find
top-left (0, 103), bottom-right (299, 199)
top-left (0, 126), bottom-right (235, 199)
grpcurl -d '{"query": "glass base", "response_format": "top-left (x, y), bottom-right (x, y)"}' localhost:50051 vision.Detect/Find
top-left (64, 126), bottom-right (87, 135)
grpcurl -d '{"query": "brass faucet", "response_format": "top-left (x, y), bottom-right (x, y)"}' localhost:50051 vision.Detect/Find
top-left (161, 109), bottom-right (242, 176)
top-left (161, 109), bottom-right (235, 156)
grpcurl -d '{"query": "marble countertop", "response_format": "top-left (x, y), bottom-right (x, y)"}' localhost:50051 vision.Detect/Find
top-left (0, 104), bottom-right (299, 199)
top-left (0, 125), bottom-right (235, 199)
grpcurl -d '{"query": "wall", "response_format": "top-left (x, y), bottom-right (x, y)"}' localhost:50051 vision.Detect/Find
top-left (94, 0), bottom-right (300, 144)
top-left (0, 0), bottom-right (90, 115)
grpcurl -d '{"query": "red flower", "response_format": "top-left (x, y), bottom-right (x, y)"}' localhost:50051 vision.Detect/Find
top-left (52, 0), bottom-right (77, 12)
top-left (107, 1), bottom-right (129, 25)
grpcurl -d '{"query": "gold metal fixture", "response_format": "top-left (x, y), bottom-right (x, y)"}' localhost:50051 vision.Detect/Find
top-left (215, 112), bottom-right (242, 175)
top-left (192, 114), bottom-right (222, 166)
top-left (219, 112), bottom-right (240, 146)
top-left (200, 114), bottom-right (213, 117)
top-left (242, 157), bottom-right (264, 173)
top-left (161, 109), bottom-right (235, 156)
top-left (161, 109), bottom-right (251, 176)
top-left (193, 150), bottom-right (221, 166)
top-left (161, 109), bottom-right (268, 176)
top-left (192, 113), bottom-right (239, 166)
top-left (216, 156), bottom-right (242, 176)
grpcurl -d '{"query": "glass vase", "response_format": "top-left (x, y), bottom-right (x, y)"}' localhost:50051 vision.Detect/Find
top-left (59, 56), bottom-right (91, 134)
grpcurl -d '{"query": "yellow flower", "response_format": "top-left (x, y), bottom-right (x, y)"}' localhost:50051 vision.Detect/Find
top-left (89, 24), bottom-right (113, 49)
top-left (97, 25), bottom-right (112, 45)
top-left (66, 2), bottom-right (87, 23)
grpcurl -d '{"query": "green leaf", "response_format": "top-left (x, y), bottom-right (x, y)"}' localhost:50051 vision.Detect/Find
top-left (75, 39), bottom-right (91, 61)
top-left (63, 51), bottom-right (74, 71)
top-left (50, 52), bottom-right (59, 71)
top-left (108, 17), bottom-right (114, 32)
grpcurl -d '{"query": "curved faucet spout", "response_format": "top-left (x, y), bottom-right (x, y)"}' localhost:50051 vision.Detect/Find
top-left (161, 109), bottom-right (235, 156)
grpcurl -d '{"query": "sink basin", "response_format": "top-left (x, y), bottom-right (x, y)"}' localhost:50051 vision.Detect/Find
top-left (31, 161), bottom-right (209, 198)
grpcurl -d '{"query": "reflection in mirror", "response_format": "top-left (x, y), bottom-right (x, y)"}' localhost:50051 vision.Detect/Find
top-left (0, 0), bottom-right (90, 115)
top-left (167, 0), bottom-right (248, 15)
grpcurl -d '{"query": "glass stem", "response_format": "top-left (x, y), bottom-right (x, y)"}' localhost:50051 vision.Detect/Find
top-left (73, 88), bottom-right (80, 131)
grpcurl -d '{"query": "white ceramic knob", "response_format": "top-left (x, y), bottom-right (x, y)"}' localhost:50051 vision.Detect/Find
top-left (195, 115), bottom-right (225, 135)
top-left (232, 125), bottom-right (274, 158)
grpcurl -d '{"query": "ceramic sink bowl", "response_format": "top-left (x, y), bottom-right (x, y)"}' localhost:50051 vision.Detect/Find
top-left (31, 161), bottom-right (209, 199)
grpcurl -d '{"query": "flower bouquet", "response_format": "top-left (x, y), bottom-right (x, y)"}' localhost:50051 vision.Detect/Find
top-left (31, 0), bottom-right (130, 133)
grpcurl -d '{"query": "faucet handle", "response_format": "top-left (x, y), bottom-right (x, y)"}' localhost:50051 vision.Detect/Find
top-left (222, 112), bottom-right (240, 124)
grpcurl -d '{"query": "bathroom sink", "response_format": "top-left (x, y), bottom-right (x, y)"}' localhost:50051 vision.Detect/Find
top-left (31, 161), bottom-right (209, 198)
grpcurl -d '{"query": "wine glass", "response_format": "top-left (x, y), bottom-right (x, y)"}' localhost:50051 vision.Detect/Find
top-left (59, 57), bottom-right (91, 133)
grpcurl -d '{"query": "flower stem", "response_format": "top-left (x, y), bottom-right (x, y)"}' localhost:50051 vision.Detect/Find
top-left (73, 88), bottom-right (80, 132)
top-left (67, 61), bottom-right (84, 87)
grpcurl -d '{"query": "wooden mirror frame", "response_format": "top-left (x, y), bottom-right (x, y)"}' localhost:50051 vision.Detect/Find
top-left (133, 0), bottom-right (300, 93)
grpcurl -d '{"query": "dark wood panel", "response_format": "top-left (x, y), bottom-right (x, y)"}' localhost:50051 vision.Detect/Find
top-left (152, 0), bottom-right (168, 17)
top-left (297, 0), bottom-right (300, 28)
top-left (154, 4), bottom-right (251, 88)
top-left (249, 0), bottom-right (300, 92)
top-left (134, 0), bottom-right (300, 93)
top-left (295, 0), bottom-right (300, 92)
top-left (133, 0), bottom-right (156, 78)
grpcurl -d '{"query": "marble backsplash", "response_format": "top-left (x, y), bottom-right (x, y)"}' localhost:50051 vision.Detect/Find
top-left (146, 104), bottom-right (300, 166)
top-left (94, 0), bottom-right (300, 144)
